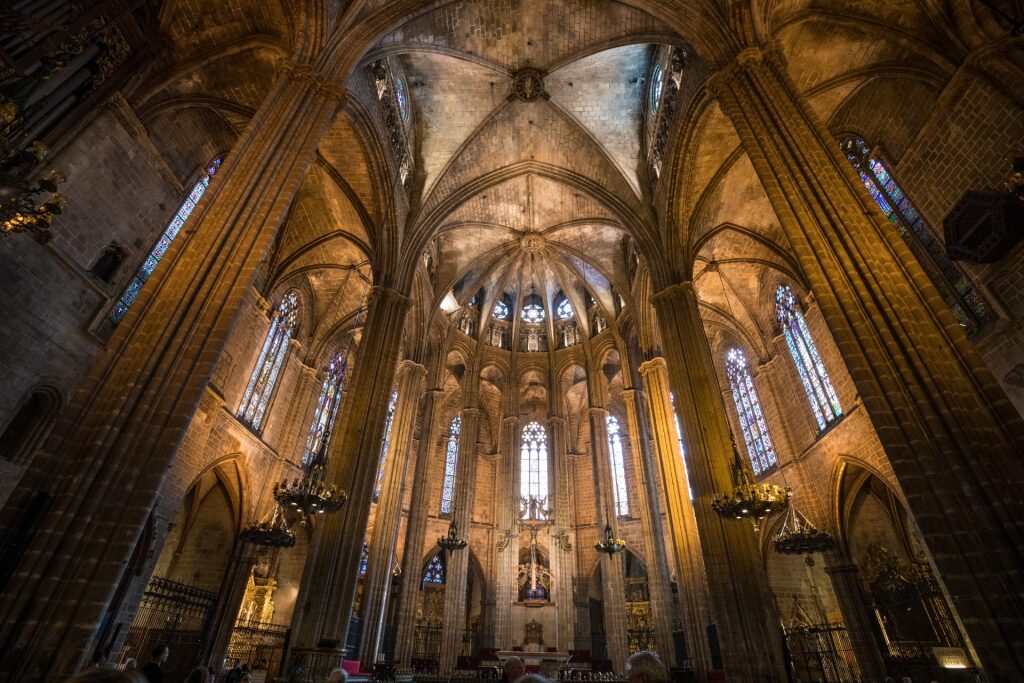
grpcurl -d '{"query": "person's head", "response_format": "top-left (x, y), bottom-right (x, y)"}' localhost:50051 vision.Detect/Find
top-left (151, 645), bottom-right (169, 664)
top-left (239, 674), bottom-right (252, 683)
top-left (625, 651), bottom-right (667, 683)
top-left (502, 656), bottom-right (524, 682)
top-left (62, 670), bottom-right (145, 683)
top-left (326, 667), bottom-right (349, 683)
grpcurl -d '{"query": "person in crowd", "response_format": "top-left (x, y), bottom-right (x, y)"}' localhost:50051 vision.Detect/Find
top-left (625, 651), bottom-right (668, 683)
top-left (184, 666), bottom-right (209, 683)
top-left (225, 659), bottom-right (245, 683)
top-left (139, 644), bottom-right (169, 683)
top-left (501, 656), bottom-right (525, 683)
top-left (326, 667), bottom-right (349, 683)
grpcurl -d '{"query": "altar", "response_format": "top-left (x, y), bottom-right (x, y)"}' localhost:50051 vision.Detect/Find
top-left (496, 650), bottom-right (573, 678)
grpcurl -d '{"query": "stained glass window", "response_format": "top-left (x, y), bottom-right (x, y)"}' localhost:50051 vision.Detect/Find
top-left (725, 348), bottom-right (777, 476)
top-left (840, 136), bottom-right (992, 335)
top-left (522, 302), bottom-right (545, 323)
top-left (670, 392), bottom-right (693, 500)
top-left (374, 390), bottom-right (398, 500)
top-left (775, 285), bottom-right (842, 430)
top-left (396, 75), bottom-right (410, 121)
top-left (556, 298), bottom-right (574, 320)
top-left (359, 540), bottom-right (369, 575)
top-left (606, 415), bottom-right (630, 516)
top-left (520, 421), bottom-right (548, 518)
top-left (650, 64), bottom-right (664, 111)
top-left (302, 349), bottom-right (347, 466)
top-left (423, 552), bottom-right (446, 584)
top-left (440, 415), bottom-right (461, 515)
top-left (238, 291), bottom-right (299, 431)
top-left (110, 157), bottom-right (222, 324)
top-left (493, 300), bottom-right (510, 320)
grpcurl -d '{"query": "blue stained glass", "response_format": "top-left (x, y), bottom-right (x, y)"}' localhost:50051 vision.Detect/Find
top-left (776, 285), bottom-right (842, 430)
top-left (238, 291), bottom-right (299, 431)
top-left (374, 391), bottom-right (398, 500)
top-left (493, 300), bottom-right (510, 320)
top-left (840, 137), bottom-right (991, 334)
top-left (423, 553), bottom-right (445, 584)
top-left (110, 156), bottom-right (221, 325)
top-left (440, 416), bottom-right (461, 515)
top-left (359, 541), bottom-right (369, 575)
top-left (726, 348), bottom-right (777, 476)
top-left (303, 349), bottom-right (347, 466)
top-left (606, 415), bottom-right (629, 517)
top-left (520, 421), bottom-right (549, 518)
top-left (521, 302), bottom-right (545, 323)
top-left (556, 298), bottom-right (574, 319)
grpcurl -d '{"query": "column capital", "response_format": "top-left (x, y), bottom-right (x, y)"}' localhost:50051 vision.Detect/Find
top-left (649, 280), bottom-right (696, 307)
top-left (705, 43), bottom-right (787, 98)
top-left (589, 406), bottom-right (609, 418)
top-left (397, 359), bottom-right (427, 379)
top-left (460, 407), bottom-right (481, 418)
top-left (621, 387), bottom-right (643, 401)
top-left (502, 415), bottom-right (520, 426)
top-left (639, 355), bottom-right (669, 377)
top-left (368, 285), bottom-right (411, 308)
top-left (282, 60), bottom-right (348, 107)
top-left (545, 415), bottom-right (565, 426)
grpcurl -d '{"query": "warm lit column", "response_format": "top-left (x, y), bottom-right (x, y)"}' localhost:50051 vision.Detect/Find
top-left (359, 360), bottom-right (427, 669)
top-left (493, 416), bottom-right (520, 650)
top-left (638, 357), bottom-right (711, 678)
top-left (620, 388), bottom-right (677, 665)
top-left (588, 406), bottom-right (629, 673)
top-left (0, 63), bottom-right (345, 680)
top-left (287, 286), bottom-right (411, 669)
top-left (547, 414), bottom-right (576, 651)
top-left (439, 406), bottom-right (482, 671)
top-left (651, 283), bottom-right (787, 682)
top-left (709, 46), bottom-right (1024, 677)
top-left (393, 387), bottom-right (444, 666)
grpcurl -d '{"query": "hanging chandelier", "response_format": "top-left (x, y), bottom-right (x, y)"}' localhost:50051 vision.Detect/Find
top-left (0, 134), bottom-right (67, 241)
top-left (712, 439), bottom-right (791, 526)
top-left (593, 523), bottom-right (626, 555)
top-left (773, 505), bottom-right (836, 555)
top-left (438, 516), bottom-right (468, 552)
top-left (239, 502), bottom-right (296, 548)
top-left (274, 430), bottom-right (347, 515)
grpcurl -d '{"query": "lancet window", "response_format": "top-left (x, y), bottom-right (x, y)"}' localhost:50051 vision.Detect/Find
top-left (302, 350), bottom-right (347, 466)
top-left (520, 421), bottom-right (549, 520)
top-left (556, 297), bottom-right (574, 319)
top-left (423, 552), bottom-right (446, 584)
top-left (238, 291), bottom-right (298, 431)
top-left (725, 348), bottom-right (777, 476)
top-left (840, 135), bottom-right (992, 335)
top-left (374, 390), bottom-right (398, 500)
top-left (359, 540), bottom-right (369, 575)
top-left (110, 156), bottom-right (222, 324)
top-left (775, 285), bottom-right (842, 430)
top-left (670, 392), bottom-right (693, 500)
top-left (606, 415), bottom-right (630, 516)
top-left (440, 415), bottom-right (461, 515)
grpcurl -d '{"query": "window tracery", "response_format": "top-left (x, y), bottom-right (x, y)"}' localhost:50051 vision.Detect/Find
top-left (440, 415), bottom-right (461, 515)
top-left (606, 415), bottom-right (630, 516)
top-left (303, 349), bottom-right (347, 466)
top-left (374, 390), bottom-right (398, 500)
top-left (493, 299), bottom-right (510, 320)
top-left (520, 421), bottom-right (549, 519)
top-left (371, 59), bottom-right (413, 190)
top-left (238, 291), bottom-right (298, 431)
top-left (775, 285), bottom-right (842, 430)
top-left (110, 156), bottom-right (222, 324)
top-left (840, 135), bottom-right (992, 335)
top-left (522, 302), bottom-right (545, 323)
top-left (556, 298), bottom-right (574, 319)
top-left (725, 348), bottom-right (777, 476)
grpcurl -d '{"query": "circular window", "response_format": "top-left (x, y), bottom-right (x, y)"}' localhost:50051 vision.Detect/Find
top-left (395, 76), bottom-right (410, 121)
top-left (650, 64), bottom-right (664, 111)
top-left (493, 299), bottom-right (510, 320)
top-left (521, 302), bottom-right (545, 323)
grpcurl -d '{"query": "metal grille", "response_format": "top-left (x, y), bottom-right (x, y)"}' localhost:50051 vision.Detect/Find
top-left (225, 620), bottom-right (289, 681)
top-left (783, 622), bottom-right (858, 683)
top-left (118, 576), bottom-right (217, 680)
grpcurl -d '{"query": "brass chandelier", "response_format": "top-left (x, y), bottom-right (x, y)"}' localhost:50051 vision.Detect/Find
top-left (274, 430), bottom-right (347, 515)
top-left (711, 438), bottom-right (791, 528)
top-left (239, 502), bottom-right (296, 548)
top-left (438, 516), bottom-right (468, 552)
top-left (593, 523), bottom-right (626, 555)
top-left (773, 505), bottom-right (836, 555)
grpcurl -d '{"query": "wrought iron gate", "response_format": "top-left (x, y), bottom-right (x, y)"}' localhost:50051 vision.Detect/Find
top-left (783, 622), bottom-right (858, 683)
top-left (118, 576), bottom-right (218, 680)
top-left (225, 620), bottom-right (289, 682)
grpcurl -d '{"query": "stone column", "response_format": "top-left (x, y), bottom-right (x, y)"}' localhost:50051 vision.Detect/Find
top-left (638, 357), bottom-right (712, 678)
top-left (588, 406), bottom-right (629, 673)
top-left (0, 63), bottom-right (345, 680)
top-left (359, 361), bottom-right (427, 669)
top-left (548, 415), bottom-right (576, 651)
top-left (393, 387), bottom-right (444, 666)
top-left (439, 406), bottom-right (482, 671)
top-left (493, 416), bottom-right (520, 650)
top-left (620, 388), bottom-right (676, 665)
top-left (822, 554), bottom-right (887, 682)
top-left (286, 286), bottom-right (411, 673)
top-left (709, 46), bottom-right (1024, 678)
top-left (651, 283), bottom-right (787, 682)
